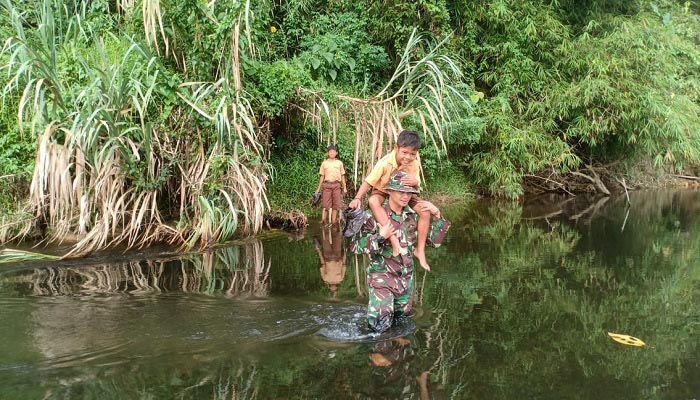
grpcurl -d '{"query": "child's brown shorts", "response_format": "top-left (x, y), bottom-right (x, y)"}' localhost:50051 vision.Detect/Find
top-left (322, 181), bottom-right (343, 209)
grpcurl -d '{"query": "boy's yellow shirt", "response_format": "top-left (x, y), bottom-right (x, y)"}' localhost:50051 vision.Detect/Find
top-left (365, 150), bottom-right (421, 194)
top-left (319, 158), bottom-right (345, 182)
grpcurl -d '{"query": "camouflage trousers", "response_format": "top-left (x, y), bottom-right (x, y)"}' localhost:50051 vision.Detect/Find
top-left (367, 271), bottom-right (414, 333)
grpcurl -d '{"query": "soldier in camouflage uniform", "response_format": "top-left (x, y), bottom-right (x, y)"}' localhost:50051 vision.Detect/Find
top-left (350, 171), bottom-right (450, 333)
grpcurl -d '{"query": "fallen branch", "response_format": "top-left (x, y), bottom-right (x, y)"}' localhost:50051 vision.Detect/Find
top-left (570, 196), bottom-right (609, 221)
top-left (569, 165), bottom-right (610, 196)
top-left (620, 207), bottom-right (630, 233)
top-left (523, 174), bottom-right (576, 196)
top-left (672, 174), bottom-right (700, 181)
top-left (614, 176), bottom-right (631, 206)
top-left (522, 210), bottom-right (563, 220)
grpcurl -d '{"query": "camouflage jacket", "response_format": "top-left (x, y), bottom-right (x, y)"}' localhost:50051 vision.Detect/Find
top-left (350, 203), bottom-right (449, 275)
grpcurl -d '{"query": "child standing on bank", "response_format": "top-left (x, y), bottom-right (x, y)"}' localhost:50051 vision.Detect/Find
top-left (348, 130), bottom-right (440, 271)
top-left (315, 144), bottom-right (348, 224)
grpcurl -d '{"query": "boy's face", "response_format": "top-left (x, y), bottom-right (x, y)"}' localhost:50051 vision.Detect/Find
top-left (394, 146), bottom-right (417, 167)
top-left (328, 149), bottom-right (338, 159)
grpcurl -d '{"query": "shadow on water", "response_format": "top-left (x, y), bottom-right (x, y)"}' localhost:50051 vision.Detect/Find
top-left (2, 189), bottom-right (700, 398)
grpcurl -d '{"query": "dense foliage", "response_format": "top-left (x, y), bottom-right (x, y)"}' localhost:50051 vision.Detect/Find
top-left (257, 0), bottom-right (700, 198)
top-left (1, 0), bottom-right (699, 252)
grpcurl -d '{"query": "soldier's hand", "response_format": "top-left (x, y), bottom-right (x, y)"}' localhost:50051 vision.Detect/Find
top-left (379, 221), bottom-right (395, 240)
top-left (349, 198), bottom-right (361, 209)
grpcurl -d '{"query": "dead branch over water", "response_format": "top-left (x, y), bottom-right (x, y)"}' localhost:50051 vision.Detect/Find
top-left (523, 165), bottom-right (627, 196)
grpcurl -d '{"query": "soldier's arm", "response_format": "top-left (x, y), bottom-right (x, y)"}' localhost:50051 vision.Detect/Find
top-left (350, 218), bottom-right (391, 255)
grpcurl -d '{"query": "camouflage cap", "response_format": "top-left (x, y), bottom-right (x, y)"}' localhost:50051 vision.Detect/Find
top-left (384, 171), bottom-right (419, 193)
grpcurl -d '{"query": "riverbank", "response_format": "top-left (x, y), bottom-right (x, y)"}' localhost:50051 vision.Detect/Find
top-left (2, 163), bottom-right (700, 259)
top-left (267, 163), bottom-right (700, 229)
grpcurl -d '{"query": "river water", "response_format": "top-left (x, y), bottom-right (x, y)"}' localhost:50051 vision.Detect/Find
top-left (1, 190), bottom-right (699, 399)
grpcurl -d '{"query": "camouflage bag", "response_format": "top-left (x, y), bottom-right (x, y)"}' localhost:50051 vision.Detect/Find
top-left (342, 207), bottom-right (365, 238)
top-left (426, 217), bottom-right (451, 247)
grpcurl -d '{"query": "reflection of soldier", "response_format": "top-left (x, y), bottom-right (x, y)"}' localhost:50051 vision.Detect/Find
top-left (313, 226), bottom-right (347, 297)
top-left (368, 336), bottom-right (432, 400)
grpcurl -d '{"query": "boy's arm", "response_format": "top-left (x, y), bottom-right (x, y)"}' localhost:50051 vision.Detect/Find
top-left (420, 200), bottom-right (440, 218)
top-left (340, 162), bottom-right (347, 193)
top-left (316, 162), bottom-right (326, 193)
top-left (349, 181), bottom-right (372, 209)
top-left (315, 173), bottom-right (324, 193)
top-left (315, 248), bottom-right (326, 265)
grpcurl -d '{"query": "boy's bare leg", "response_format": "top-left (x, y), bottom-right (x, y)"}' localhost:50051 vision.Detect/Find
top-left (413, 202), bottom-right (432, 271)
top-left (331, 208), bottom-right (337, 224)
top-left (369, 194), bottom-right (400, 257)
top-left (417, 371), bottom-right (430, 400)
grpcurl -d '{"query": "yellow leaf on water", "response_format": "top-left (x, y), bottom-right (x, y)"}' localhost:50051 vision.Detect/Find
top-left (607, 332), bottom-right (645, 347)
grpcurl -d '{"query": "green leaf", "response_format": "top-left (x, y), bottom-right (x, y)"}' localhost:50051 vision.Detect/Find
top-left (311, 58), bottom-right (321, 70)
top-left (323, 52), bottom-right (334, 64)
top-left (470, 91), bottom-right (485, 103)
top-left (347, 58), bottom-right (356, 71)
top-left (329, 69), bottom-right (337, 81)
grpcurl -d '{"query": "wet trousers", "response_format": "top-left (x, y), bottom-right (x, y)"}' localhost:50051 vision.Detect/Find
top-left (367, 271), bottom-right (414, 333)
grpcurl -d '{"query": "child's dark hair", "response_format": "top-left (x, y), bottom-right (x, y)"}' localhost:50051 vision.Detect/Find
top-left (396, 130), bottom-right (422, 149)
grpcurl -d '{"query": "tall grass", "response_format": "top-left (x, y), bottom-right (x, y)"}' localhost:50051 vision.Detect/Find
top-left (0, 0), bottom-right (269, 257)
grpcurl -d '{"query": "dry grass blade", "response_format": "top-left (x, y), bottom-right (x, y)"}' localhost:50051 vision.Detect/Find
top-left (0, 248), bottom-right (60, 264)
top-left (141, 0), bottom-right (169, 56)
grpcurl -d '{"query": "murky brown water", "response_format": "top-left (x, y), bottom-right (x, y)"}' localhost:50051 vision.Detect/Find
top-left (1, 190), bottom-right (700, 399)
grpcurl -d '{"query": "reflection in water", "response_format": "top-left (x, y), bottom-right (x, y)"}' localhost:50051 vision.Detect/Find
top-left (368, 337), bottom-right (426, 397)
top-left (2, 190), bottom-right (700, 398)
top-left (16, 240), bottom-right (270, 297)
top-left (313, 226), bottom-right (347, 297)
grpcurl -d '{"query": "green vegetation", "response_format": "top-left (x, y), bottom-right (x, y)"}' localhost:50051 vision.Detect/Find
top-left (0, 0), bottom-right (699, 253)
